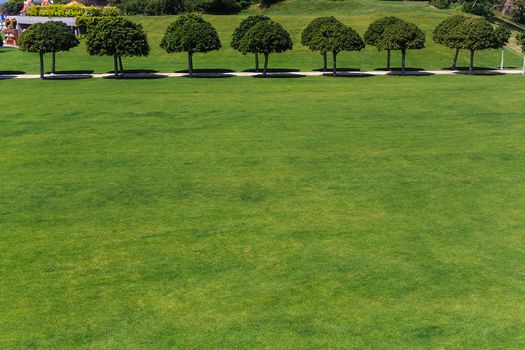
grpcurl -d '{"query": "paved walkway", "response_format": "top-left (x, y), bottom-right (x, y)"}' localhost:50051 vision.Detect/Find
top-left (1, 69), bottom-right (524, 79)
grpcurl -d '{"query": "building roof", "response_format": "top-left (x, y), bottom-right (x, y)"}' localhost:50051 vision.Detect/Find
top-left (11, 16), bottom-right (77, 26)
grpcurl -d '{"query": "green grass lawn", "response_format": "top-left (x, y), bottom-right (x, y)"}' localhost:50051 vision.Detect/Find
top-left (1, 0), bottom-right (524, 74)
top-left (2, 75), bottom-right (525, 348)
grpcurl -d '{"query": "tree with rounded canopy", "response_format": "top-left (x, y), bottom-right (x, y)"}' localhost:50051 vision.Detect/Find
top-left (161, 14), bottom-right (221, 77)
top-left (231, 15), bottom-right (270, 72)
top-left (86, 17), bottom-right (150, 77)
top-left (238, 19), bottom-right (292, 77)
top-left (364, 16), bottom-right (404, 71)
top-left (455, 17), bottom-right (498, 75)
top-left (309, 21), bottom-right (365, 77)
top-left (18, 23), bottom-right (51, 79)
top-left (379, 20), bottom-right (425, 75)
top-left (45, 21), bottom-right (79, 74)
top-left (494, 26), bottom-right (511, 69)
top-left (516, 33), bottom-right (525, 74)
top-left (18, 21), bottom-right (79, 79)
top-left (433, 14), bottom-right (469, 69)
top-left (301, 16), bottom-right (342, 72)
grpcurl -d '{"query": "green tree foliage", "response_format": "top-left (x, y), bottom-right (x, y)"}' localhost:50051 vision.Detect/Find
top-left (516, 33), bottom-right (525, 73)
top-left (86, 17), bottom-right (150, 77)
top-left (494, 26), bottom-right (511, 69)
top-left (364, 16), bottom-right (404, 70)
top-left (18, 23), bottom-right (50, 79)
top-left (433, 14), bottom-right (469, 69)
top-left (455, 17), bottom-right (498, 74)
top-left (117, 0), bottom-right (249, 16)
top-left (379, 20), bottom-right (425, 75)
top-left (0, 0), bottom-right (24, 15)
top-left (308, 21), bottom-right (365, 76)
top-left (231, 15), bottom-right (271, 72)
top-left (507, 0), bottom-right (525, 24)
top-left (238, 19), bottom-right (292, 77)
top-left (18, 21), bottom-right (79, 79)
top-left (461, 0), bottom-right (494, 18)
top-left (161, 14), bottom-right (221, 77)
top-left (258, 0), bottom-right (283, 7)
top-left (188, 0), bottom-right (249, 14)
top-left (301, 16), bottom-right (342, 72)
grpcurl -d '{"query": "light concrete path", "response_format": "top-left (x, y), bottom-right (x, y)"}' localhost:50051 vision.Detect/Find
top-left (0, 69), bottom-right (523, 80)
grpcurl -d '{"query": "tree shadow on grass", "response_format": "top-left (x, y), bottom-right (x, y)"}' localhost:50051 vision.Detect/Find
top-left (453, 66), bottom-right (497, 71)
top-left (243, 68), bottom-right (300, 73)
top-left (314, 67), bottom-right (361, 72)
top-left (0, 70), bottom-right (26, 75)
top-left (374, 67), bottom-right (426, 72)
top-left (490, 17), bottom-right (525, 33)
top-left (44, 74), bottom-right (93, 80)
top-left (453, 70), bottom-right (505, 76)
top-left (52, 70), bottom-right (94, 75)
top-left (104, 69), bottom-right (160, 74)
top-left (252, 73), bottom-right (305, 78)
top-left (103, 73), bottom-right (167, 79)
top-left (323, 72), bottom-right (374, 78)
top-left (175, 68), bottom-right (235, 74)
top-left (387, 71), bottom-right (435, 76)
top-left (183, 74), bottom-right (235, 78)
top-left (124, 69), bottom-right (159, 74)
top-left (452, 67), bottom-right (505, 75)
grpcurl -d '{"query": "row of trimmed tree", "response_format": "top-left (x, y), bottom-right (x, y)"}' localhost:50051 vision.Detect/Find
top-left (16, 14), bottom-right (525, 79)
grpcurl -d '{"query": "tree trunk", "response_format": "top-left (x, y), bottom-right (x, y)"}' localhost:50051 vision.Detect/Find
top-left (332, 51), bottom-right (337, 77)
top-left (51, 51), bottom-right (56, 74)
top-left (39, 52), bottom-right (44, 79)
top-left (263, 52), bottom-right (269, 77)
top-left (323, 52), bottom-right (327, 72)
top-left (522, 54), bottom-right (525, 74)
top-left (452, 47), bottom-right (459, 69)
top-left (188, 51), bottom-right (193, 77)
top-left (401, 49), bottom-right (406, 75)
top-left (255, 52), bottom-right (259, 73)
top-left (469, 49), bottom-right (474, 75)
top-left (500, 47), bottom-right (505, 70)
top-left (387, 49), bottom-right (391, 71)
top-left (113, 54), bottom-right (118, 77)
top-left (118, 55), bottom-right (124, 75)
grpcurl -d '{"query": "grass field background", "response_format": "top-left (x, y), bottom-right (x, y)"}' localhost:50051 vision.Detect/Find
top-left (1, 0), bottom-right (524, 74)
top-left (1, 75), bottom-right (525, 348)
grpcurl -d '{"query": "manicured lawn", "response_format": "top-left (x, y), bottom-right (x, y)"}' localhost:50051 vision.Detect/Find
top-left (1, 75), bottom-right (525, 349)
top-left (1, 0), bottom-right (524, 74)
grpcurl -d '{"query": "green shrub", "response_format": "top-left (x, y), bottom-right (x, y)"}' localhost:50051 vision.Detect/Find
top-left (118, 0), bottom-right (184, 15)
top-left (0, 0), bottom-right (24, 15)
top-left (25, 4), bottom-right (119, 17)
top-left (431, 0), bottom-right (451, 9)
top-left (508, 0), bottom-right (525, 23)
top-left (258, 0), bottom-right (283, 7)
top-left (187, 0), bottom-right (250, 14)
top-left (461, 0), bottom-right (494, 18)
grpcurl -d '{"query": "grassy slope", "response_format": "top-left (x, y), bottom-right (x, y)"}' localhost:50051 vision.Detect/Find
top-left (2, 75), bottom-right (525, 349)
top-left (0, 0), bottom-right (523, 74)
